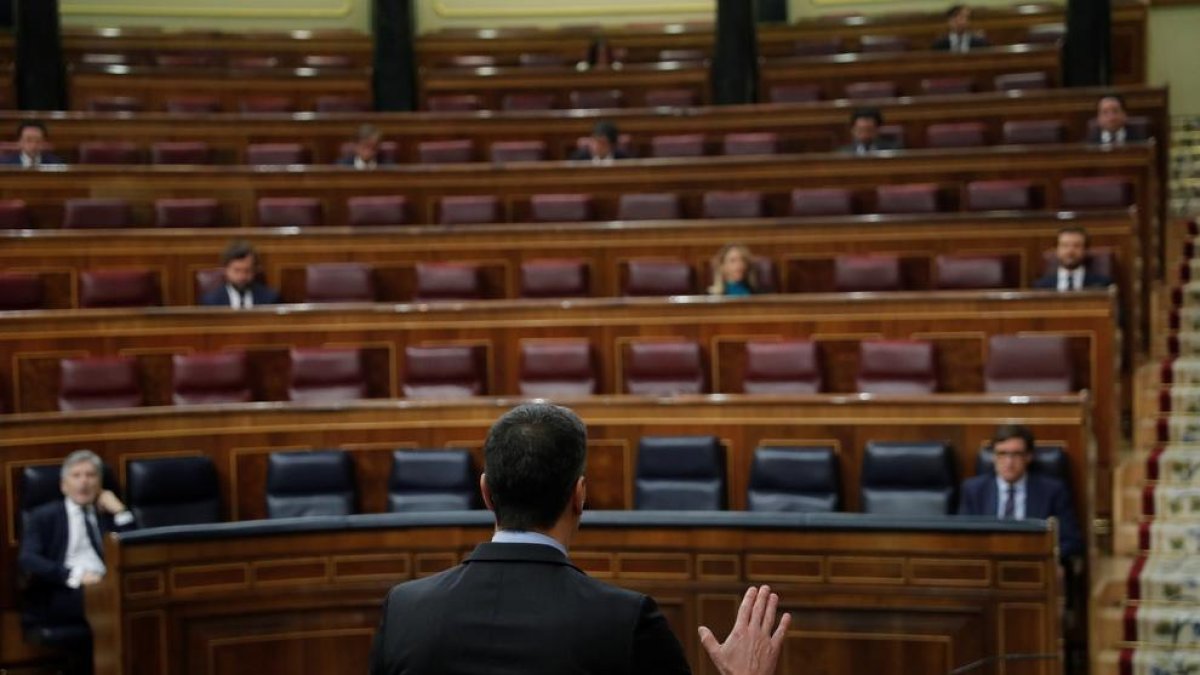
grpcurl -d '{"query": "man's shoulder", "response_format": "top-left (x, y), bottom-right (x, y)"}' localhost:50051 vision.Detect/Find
top-left (1027, 472), bottom-right (1067, 494)
top-left (961, 473), bottom-right (992, 493)
top-left (27, 500), bottom-right (65, 525)
top-left (198, 286), bottom-right (225, 306)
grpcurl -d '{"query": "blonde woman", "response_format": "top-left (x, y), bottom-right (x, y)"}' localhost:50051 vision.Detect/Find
top-left (708, 243), bottom-right (759, 296)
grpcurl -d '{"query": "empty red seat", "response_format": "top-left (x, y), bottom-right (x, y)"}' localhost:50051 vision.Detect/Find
top-left (965, 180), bottom-right (1036, 211)
top-left (302, 54), bottom-right (353, 68)
top-left (623, 258), bottom-right (695, 296)
top-left (58, 357), bottom-right (143, 411)
top-left (426, 95), bottom-right (482, 112)
top-left (742, 340), bottom-right (822, 394)
top-left (87, 96), bottom-right (144, 112)
top-left (994, 72), bottom-right (1049, 91)
top-left (792, 38), bottom-right (842, 56)
top-left (767, 84), bottom-right (822, 104)
top-left (445, 55), bottom-right (496, 68)
top-left (231, 56), bottom-right (281, 69)
top-left (1059, 177), bottom-right (1133, 209)
top-left (304, 263), bottom-right (377, 302)
top-left (0, 272), bottom-right (43, 310)
top-left (194, 268), bottom-right (225, 303)
top-left (856, 340), bottom-right (937, 394)
top-left (288, 348), bottom-right (367, 403)
top-left (154, 53), bottom-right (215, 68)
top-left (650, 134), bottom-right (706, 158)
top-left (919, 77), bottom-right (974, 95)
top-left (520, 259), bottom-right (590, 298)
top-left (659, 49), bottom-right (705, 62)
top-left (984, 334), bottom-right (1075, 393)
top-left (518, 53), bottom-right (566, 67)
top-left (240, 96), bottom-right (296, 113)
top-left (749, 258), bottom-right (780, 293)
top-left (568, 89), bottom-right (623, 109)
top-left (150, 141), bottom-right (213, 164)
top-left (79, 269), bottom-right (160, 307)
top-left (875, 184), bottom-right (941, 214)
top-left (1002, 120), bottom-right (1066, 145)
top-left (518, 340), bottom-right (597, 396)
top-left (155, 198), bottom-right (222, 228)
top-left (418, 140), bottom-right (475, 164)
top-left (246, 143), bottom-right (311, 165)
top-left (438, 196), bottom-right (499, 225)
top-left (0, 200), bottom-right (30, 228)
top-left (78, 141), bottom-right (140, 165)
top-left (834, 255), bottom-right (901, 292)
top-left (315, 96), bottom-right (370, 113)
top-left (934, 254), bottom-right (1009, 289)
top-left (347, 195), bottom-right (408, 226)
top-left (257, 197), bottom-right (323, 227)
top-left (926, 123), bottom-right (986, 148)
top-left (501, 93), bottom-right (556, 111)
top-left (165, 95), bottom-right (222, 113)
top-left (702, 191), bottom-right (764, 219)
top-left (859, 35), bottom-right (909, 52)
top-left (624, 340), bottom-right (706, 396)
top-left (489, 140), bottom-right (547, 163)
top-left (172, 351), bottom-right (252, 405)
top-left (402, 345), bottom-right (486, 398)
top-left (790, 188), bottom-right (854, 216)
top-left (618, 193), bottom-right (682, 221)
top-left (722, 132), bottom-right (779, 156)
top-left (530, 194), bottom-right (593, 222)
top-left (844, 81), bottom-right (899, 100)
top-left (644, 89), bottom-right (698, 107)
top-left (63, 198), bottom-right (134, 229)
top-left (415, 262), bottom-right (483, 300)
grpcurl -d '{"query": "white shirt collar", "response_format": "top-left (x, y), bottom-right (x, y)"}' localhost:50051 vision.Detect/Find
top-left (1057, 266), bottom-right (1085, 291)
top-left (20, 152), bottom-right (36, 168)
top-left (1101, 128), bottom-right (1126, 145)
top-left (353, 156), bottom-right (377, 170)
top-left (226, 284), bottom-right (252, 309)
top-left (491, 530), bottom-right (568, 557)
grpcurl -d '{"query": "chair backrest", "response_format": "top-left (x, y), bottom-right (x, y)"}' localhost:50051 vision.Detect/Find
top-left (1001, 120), bottom-right (1065, 145)
top-left (304, 263), bottom-right (377, 303)
top-left (127, 456), bottom-right (221, 528)
top-left (635, 436), bottom-right (726, 510)
top-left (315, 96), bottom-right (369, 113)
top-left (768, 83), bottom-right (822, 103)
top-left (58, 357), bottom-right (143, 411)
top-left (568, 89), bottom-right (624, 109)
top-left (0, 199), bottom-right (30, 228)
top-left (414, 262), bottom-right (484, 300)
top-left (79, 269), bottom-right (160, 308)
top-left (520, 259), bottom-right (590, 298)
top-left (833, 255), bottom-right (902, 292)
top-left (426, 95), bottom-right (482, 112)
top-left (150, 141), bottom-right (213, 164)
top-left (702, 191), bottom-right (764, 219)
top-left (246, 143), bottom-right (310, 166)
top-left (623, 258), bottom-right (694, 296)
top-left (934, 254), bottom-right (1010, 290)
top-left (994, 71), bottom-right (1049, 91)
top-left (919, 77), bottom-right (974, 95)
top-left (644, 88), bottom-right (697, 107)
top-left (402, 345), bottom-right (486, 398)
top-left (860, 441), bottom-right (956, 515)
top-left (790, 188), bottom-right (854, 217)
top-left (984, 334), bottom-right (1075, 393)
top-left (172, 351), bottom-right (252, 405)
top-left (1039, 248), bottom-right (1114, 281)
top-left (624, 340), bottom-right (705, 395)
top-left (490, 140), bottom-right (547, 162)
top-left (617, 193), bottom-right (682, 221)
top-left (875, 183), bottom-right (941, 214)
top-left (965, 180), bottom-right (1036, 211)
top-left (165, 95), bottom-right (222, 113)
top-left (240, 96), bottom-right (296, 113)
top-left (742, 340), bottom-right (822, 394)
top-left (438, 195), bottom-right (499, 225)
top-left (722, 132), bottom-right (778, 156)
top-left (347, 196), bottom-right (409, 226)
top-left (63, 198), bottom-right (134, 229)
top-left (287, 348), bottom-right (367, 403)
top-left (859, 35), bottom-right (909, 52)
top-left (650, 134), bottom-right (706, 158)
top-left (78, 141), bottom-right (140, 165)
top-left (926, 123), bottom-right (986, 149)
top-left (418, 139), bottom-right (475, 163)
top-left (747, 446), bottom-right (840, 512)
top-left (265, 450), bottom-right (357, 518)
top-left (844, 80), bottom-right (898, 99)
top-left (529, 194), bottom-right (593, 223)
top-left (257, 197), bottom-right (323, 227)
top-left (856, 340), bottom-right (937, 394)
top-left (194, 268), bottom-right (225, 304)
top-left (0, 272), bottom-right (44, 310)
top-left (975, 445), bottom-right (1070, 486)
top-left (1059, 177), bottom-right (1133, 209)
top-left (519, 340), bottom-right (596, 396)
top-left (19, 463), bottom-right (120, 536)
top-left (388, 450), bottom-right (477, 512)
top-left (155, 198), bottom-right (222, 228)
top-left (500, 93), bottom-right (556, 111)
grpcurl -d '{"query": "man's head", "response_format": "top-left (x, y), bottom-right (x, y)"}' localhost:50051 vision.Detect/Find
top-left (946, 4), bottom-right (971, 32)
top-left (481, 403), bottom-right (588, 532)
top-left (849, 108), bottom-right (883, 146)
top-left (354, 124), bottom-right (382, 162)
top-left (589, 120), bottom-right (620, 159)
top-left (220, 240), bottom-right (259, 290)
top-left (1054, 226), bottom-right (1090, 271)
top-left (16, 121), bottom-right (48, 159)
top-left (60, 449), bottom-right (104, 506)
top-left (991, 424), bottom-right (1035, 484)
top-left (1096, 94), bottom-right (1128, 134)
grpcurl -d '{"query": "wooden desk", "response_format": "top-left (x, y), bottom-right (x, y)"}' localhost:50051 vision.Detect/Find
top-left (84, 511), bottom-right (1062, 675)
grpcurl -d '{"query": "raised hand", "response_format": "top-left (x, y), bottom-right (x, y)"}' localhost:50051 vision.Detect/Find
top-left (698, 585), bottom-right (791, 675)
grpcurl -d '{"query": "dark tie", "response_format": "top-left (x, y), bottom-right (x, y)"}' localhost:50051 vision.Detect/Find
top-left (1065, 274), bottom-right (1075, 291)
top-left (85, 506), bottom-right (104, 560)
top-left (1002, 485), bottom-right (1016, 520)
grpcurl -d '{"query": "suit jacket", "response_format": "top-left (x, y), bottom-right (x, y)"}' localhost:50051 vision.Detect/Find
top-left (1032, 266), bottom-right (1113, 290)
top-left (931, 33), bottom-right (991, 51)
top-left (199, 282), bottom-right (281, 307)
top-left (838, 137), bottom-right (903, 154)
top-left (569, 147), bottom-right (631, 161)
top-left (957, 473), bottom-right (1083, 558)
top-left (1086, 126), bottom-right (1149, 144)
top-left (336, 156), bottom-right (393, 168)
top-left (369, 542), bottom-right (691, 675)
top-left (0, 152), bottom-right (65, 166)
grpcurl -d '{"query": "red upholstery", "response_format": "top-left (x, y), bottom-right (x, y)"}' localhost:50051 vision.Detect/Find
top-left (856, 340), bottom-right (937, 394)
top-left (878, 124), bottom-right (907, 148)
top-left (489, 140), bottom-right (547, 162)
top-left (844, 81), bottom-right (899, 99)
top-left (426, 95), bottom-right (482, 112)
top-left (288, 348), bottom-right (367, 403)
top-left (624, 340), bottom-right (706, 395)
top-left (792, 38), bottom-right (843, 56)
top-left (79, 269), bottom-right (160, 307)
top-left (445, 55), bottom-right (496, 68)
top-left (415, 262), bottom-right (483, 300)
top-left (790, 188), bottom-right (854, 216)
top-left (80, 53), bottom-right (131, 66)
top-left (257, 197), bottom-right (323, 227)
top-left (702, 191), bottom-right (764, 219)
top-left (302, 54), bottom-right (353, 68)
top-left (0, 199), bottom-right (30, 228)
top-left (875, 184), bottom-right (941, 214)
top-left (1002, 120), bottom-right (1066, 145)
top-left (402, 345), bottom-right (486, 398)
top-left (172, 351), bottom-right (252, 405)
top-left (749, 258), bottom-right (779, 293)
top-left (994, 72), bottom-right (1049, 91)
top-left (965, 180), bottom-right (1036, 211)
top-left (346, 196), bottom-right (408, 226)
top-left (315, 96), bottom-right (370, 113)
top-left (623, 258), bottom-right (695, 296)
top-left (154, 53), bottom-right (215, 68)
top-left (165, 95), bottom-right (222, 113)
top-left (0, 272), bottom-right (43, 310)
top-left (240, 96), bottom-right (296, 113)
top-left (518, 53), bottom-right (566, 67)
top-left (246, 143), bottom-right (311, 165)
top-left (742, 340), bottom-right (822, 394)
top-left (63, 198), bottom-right (134, 229)
top-left (1059, 177), bottom-right (1133, 209)
top-left (617, 193), bottom-right (682, 221)
top-left (58, 357), bottom-right (143, 411)
top-left (859, 35), bottom-right (909, 52)
top-left (650, 134), bottom-right (706, 158)
top-left (501, 93), bottom-right (556, 111)
top-left (155, 198), bottom-right (222, 228)
top-left (934, 254), bottom-right (1009, 289)
top-left (530, 194), bottom-right (593, 222)
top-left (919, 77), bottom-right (974, 95)
top-left (518, 340), bottom-right (597, 396)
top-left (722, 132), bottom-right (779, 156)
top-left (520, 259), bottom-right (590, 298)
top-left (231, 56), bottom-right (281, 69)
top-left (659, 49), bottom-right (705, 62)
top-left (767, 84), bottom-right (822, 104)
top-left (150, 142), bottom-right (213, 164)
top-left (438, 195), bottom-right (499, 225)
top-left (87, 96), bottom-right (144, 113)
top-left (925, 123), bottom-right (986, 148)
top-left (984, 335), bottom-right (1075, 393)
top-left (78, 141), bottom-right (140, 165)
top-left (568, 89), bottom-right (624, 109)
top-left (644, 89), bottom-right (697, 107)
top-left (194, 268), bottom-right (225, 303)
top-left (833, 255), bottom-right (902, 292)
top-left (304, 263), bottom-right (377, 302)
top-left (418, 140), bottom-right (475, 164)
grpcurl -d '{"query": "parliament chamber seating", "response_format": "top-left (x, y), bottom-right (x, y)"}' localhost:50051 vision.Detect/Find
top-left (165, 95), bottom-right (221, 113)
top-left (171, 351), bottom-right (253, 405)
top-left (518, 259), bottom-right (590, 298)
top-left (741, 340), bottom-right (823, 394)
top-left (501, 93), bottom-right (555, 111)
top-left (746, 446), bottom-right (840, 513)
top-left (417, 139), bottom-right (475, 164)
top-left (85, 96), bottom-right (143, 113)
top-left (833, 254), bottom-right (902, 292)
top-left (315, 95), bottom-right (370, 113)
top-left (1059, 176), bottom-right (1135, 209)
top-left (303, 262), bottom-right (378, 303)
top-left (150, 141), bottom-right (213, 164)
top-left (126, 456), bottom-right (221, 528)
top-left (518, 340), bottom-right (597, 397)
top-left (246, 143), bottom-right (311, 166)
top-left (78, 269), bottom-right (160, 308)
top-left (0, 272), bottom-right (43, 310)
top-left (965, 179), bottom-right (1038, 211)
top-left (874, 183), bottom-right (942, 214)
top-left (414, 261), bottom-right (484, 300)
top-left (721, 132), bottom-right (779, 156)
top-left (984, 334), bottom-right (1076, 394)
top-left (339, 140), bottom-right (400, 164)
top-left (77, 141), bottom-right (140, 165)
top-left (790, 188), bottom-right (855, 216)
top-left (489, 140), bottom-right (547, 163)
top-left (644, 88), bottom-right (698, 108)
top-left (401, 345), bottom-right (486, 399)
top-left (287, 347), bottom-right (368, 403)
top-left (387, 449), bottom-right (479, 512)
top-left (529, 193), bottom-right (593, 222)
top-left (57, 356), bottom-right (143, 412)
top-left (859, 441), bottom-right (957, 515)
top-left (265, 450), bottom-right (358, 518)
top-left (0, 200), bottom-right (29, 228)
top-left (63, 198), bottom-right (133, 229)
top-left (154, 197), bottom-right (222, 227)
top-left (568, 89), bottom-right (624, 110)
top-left (438, 195), bottom-right (499, 225)
top-left (617, 193), bottom-right (682, 221)
top-left (426, 94), bottom-right (482, 112)
top-left (766, 83), bottom-right (822, 103)
top-left (701, 190), bottom-right (764, 219)
top-left (926, 122), bottom-right (987, 148)
top-left (347, 195), bottom-right (409, 226)
top-left (859, 35), bottom-right (909, 53)
top-left (856, 340), bottom-right (938, 394)
top-left (634, 436), bottom-right (727, 511)
top-left (257, 197), bottom-right (323, 227)
top-left (623, 340), bottom-right (706, 396)
top-left (920, 77), bottom-right (974, 95)
top-left (994, 71), bottom-right (1049, 91)
top-left (934, 254), bottom-right (1012, 290)
top-left (193, 267), bottom-right (225, 302)
top-left (622, 258), bottom-right (695, 296)
top-left (844, 80), bottom-right (899, 100)
top-left (650, 134), bottom-right (706, 158)
top-left (240, 95), bottom-right (296, 113)
top-left (1003, 119), bottom-right (1067, 144)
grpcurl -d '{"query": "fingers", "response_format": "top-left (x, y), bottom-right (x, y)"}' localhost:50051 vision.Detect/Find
top-left (734, 585), bottom-right (756, 628)
top-left (771, 612), bottom-right (792, 650)
top-left (748, 585), bottom-right (770, 631)
top-left (761, 591), bottom-right (779, 632)
top-left (697, 626), bottom-right (721, 658)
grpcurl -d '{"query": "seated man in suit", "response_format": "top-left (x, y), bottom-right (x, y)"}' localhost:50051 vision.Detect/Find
top-left (569, 120), bottom-right (629, 164)
top-left (337, 124), bottom-right (389, 170)
top-left (18, 450), bottom-right (137, 675)
top-left (1033, 226), bottom-right (1113, 290)
top-left (839, 108), bottom-right (902, 155)
top-left (199, 240), bottom-right (282, 308)
top-left (3, 121), bottom-right (65, 167)
top-left (957, 425), bottom-right (1083, 559)
top-left (932, 5), bottom-right (990, 53)
top-left (370, 403), bottom-right (790, 675)
top-left (1089, 93), bottom-right (1147, 145)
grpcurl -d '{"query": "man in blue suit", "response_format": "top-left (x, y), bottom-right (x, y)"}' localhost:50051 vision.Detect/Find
top-left (2, 121), bottom-right (65, 167)
top-left (199, 240), bottom-right (282, 308)
top-left (1033, 227), bottom-right (1114, 291)
top-left (958, 425), bottom-right (1083, 559)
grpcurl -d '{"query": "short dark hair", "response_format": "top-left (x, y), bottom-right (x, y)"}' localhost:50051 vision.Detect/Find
top-left (16, 120), bottom-right (47, 139)
top-left (850, 108), bottom-right (883, 127)
top-left (1057, 226), bottom-right (1090, 247)
top-left (1098, 93), bottom-right (1127, 112)
top-left (220, 240), bottom-right (258, 267)
top-left (591, 120), bottom-right (619, 146)
top-left (356, 123), bottom-right (381, 143)
top-left (991, 424), bottom-right (1035, 453)
top-left (483, 403), bottom-right (588, 531)
top-left (946, 4), bottom-right (968, 18)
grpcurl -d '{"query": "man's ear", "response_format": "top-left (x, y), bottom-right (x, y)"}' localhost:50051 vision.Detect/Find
top-left (572, 476), bottom-right (586, 515)
top-left (480, 474), bottom-right (495, 512)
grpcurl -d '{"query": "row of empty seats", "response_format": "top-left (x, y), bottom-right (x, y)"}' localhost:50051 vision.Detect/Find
top-left (49, 335), bottom-right (1077, 411)
top-left (78, 53), bottom-right (360, 69)
top-left (80, 94), bottom-right (370, 114)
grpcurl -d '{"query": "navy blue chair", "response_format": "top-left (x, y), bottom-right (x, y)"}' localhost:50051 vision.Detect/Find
top-left (747, 446), bottom-right (840, 513)
top-left (976, 445), bottom-right (1070, 486)
top-left (635, 436), bottom-right (726, 510)
top-left (860, 441), bottom-right (956, 515)
top-left (127, 456), bottom-right (221, 528)
top-left (388, 450), bottom-right (477, 512)
top-left (265, 450), bottom-right (357, 518)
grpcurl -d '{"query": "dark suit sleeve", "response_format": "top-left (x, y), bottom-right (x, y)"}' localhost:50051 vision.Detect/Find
top-left (973, 35), bottom-right (991, 48)
top-left (1032, 275), bottom-right (1056, 289)
top-left (931, 36), bottom-right (951, 51)
top-left (568, 148), bottom-right (590, 161)
top-left (198, 288), bottom-right (226, 307)
top-left (633, 595), bottom-right (691, 675)
top-left (17, 508), bottom-right (70, 586)
top-left (1049, 483), bottom-right (1084, 558)
top-left (259, 285), bottom-right (282, 305)
top-left (368, 589), bottom-right (393, 675)
top-left (957, 480), bottom-right (980, 515)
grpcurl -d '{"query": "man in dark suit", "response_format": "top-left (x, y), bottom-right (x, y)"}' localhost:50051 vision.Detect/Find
top-left (1088, 94), bottom-right (1148, 145)
top-left (369, 403), bottom-right (790, 675)
top-left (18, 450), bottom-right (137, 674)
top-left (336, 124), bottom-right (391, 170)
top-left (569, 120), bottom-right (630, 164)
top-left (199, 240), bottom-right (282, 308)
top-left (931, 5), bottom-right (990, 53)
top-left (957, 425), bottom-right (1083, 559)
top-left (839, 108), bottom-right (902, 155)
top-left (1, 121), bottom-right (65, 167)
top-left (1033, 226), bottom-right (1114, 291)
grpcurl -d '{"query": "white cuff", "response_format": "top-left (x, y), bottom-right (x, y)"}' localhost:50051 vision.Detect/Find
top-left (113, 511), bottom-right (135, 527)
top-left (66, 568), bottom-right (82, 589)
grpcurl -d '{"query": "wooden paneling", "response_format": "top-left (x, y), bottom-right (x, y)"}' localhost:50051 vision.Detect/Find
top-left (59, 27), bottom-right (374, 69)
